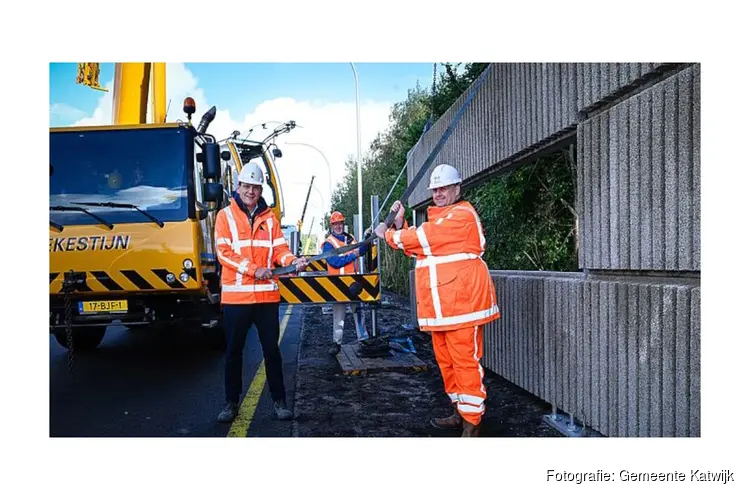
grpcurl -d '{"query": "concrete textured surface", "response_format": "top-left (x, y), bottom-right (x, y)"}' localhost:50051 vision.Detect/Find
top-left (401, 62), bottom-right (700, 437)
top-left (578, 64), bottom-right (700, 271)
top-left (408, 270), bottom-right (700, 437)
top-left (407, 63), bottom-right (580, 208)
top-left (406, 63), bottom-right (676, 208)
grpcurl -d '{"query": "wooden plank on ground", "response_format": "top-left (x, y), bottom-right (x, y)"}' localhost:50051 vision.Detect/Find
top-left (340, 345), bottom-right (366, 375)
top-left (335, 343), bottom-right (428, 375)
top-left (335, 347), bottom-right (356, 373)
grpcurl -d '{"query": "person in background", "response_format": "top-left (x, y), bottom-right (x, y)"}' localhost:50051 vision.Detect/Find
top-left (321, 211), bottom-right (371, 355)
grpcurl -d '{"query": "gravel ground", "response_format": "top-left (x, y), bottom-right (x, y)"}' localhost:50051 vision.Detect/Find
top-left (292, 290), bottom-right (563, 438)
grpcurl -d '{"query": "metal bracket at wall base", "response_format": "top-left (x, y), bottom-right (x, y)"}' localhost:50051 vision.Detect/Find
top-left (543, 412), bottom-right (585, 437)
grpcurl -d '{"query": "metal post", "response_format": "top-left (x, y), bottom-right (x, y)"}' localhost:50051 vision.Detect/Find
top-left (290, 229), bottom-right (300, 256)
top-left (371, 195), bottom-right (380, 276)
top-left (352, 213), bottom-right (360, 277)
top-left (370, 195), bottom-right (380, 338)
top-left (352, 213), bottom-right (365, 337)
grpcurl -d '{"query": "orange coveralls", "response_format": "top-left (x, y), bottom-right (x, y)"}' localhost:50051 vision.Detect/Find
top-left (384, 200), bottom-right (500, 425)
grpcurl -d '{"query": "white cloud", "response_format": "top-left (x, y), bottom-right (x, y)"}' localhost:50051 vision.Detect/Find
top-left (65, 63), bottom-right (394, 247)
top-left (50, 103), bottom-right (86, 122)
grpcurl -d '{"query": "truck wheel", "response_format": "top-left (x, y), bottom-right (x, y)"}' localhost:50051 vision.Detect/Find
top-left (53, 326), bottom-right (107, 351)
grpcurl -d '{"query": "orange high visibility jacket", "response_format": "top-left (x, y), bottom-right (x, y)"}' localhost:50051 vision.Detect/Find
top-left (384, 200), bottom-right (500, 331)
top-left (214, 197), bottom-right (296, 304)
top-left (322, 233), bottom-right (360, 275)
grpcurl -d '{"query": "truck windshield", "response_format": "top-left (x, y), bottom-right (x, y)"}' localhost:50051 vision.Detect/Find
top-left (49, 126), bottom-right (192, 226)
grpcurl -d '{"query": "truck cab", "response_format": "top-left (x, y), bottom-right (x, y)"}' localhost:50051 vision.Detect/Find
top-left (49, 108), bottom-right (226, 350)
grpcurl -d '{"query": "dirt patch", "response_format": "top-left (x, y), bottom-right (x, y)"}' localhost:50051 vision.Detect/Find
top-left (292, 291), bottom-right (562, 438)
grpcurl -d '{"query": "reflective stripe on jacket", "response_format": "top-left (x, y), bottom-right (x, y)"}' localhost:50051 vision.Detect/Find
top-left (215, 198), bottom-right (296, 304)
top-left (384, 200), bottom-right (500, 331)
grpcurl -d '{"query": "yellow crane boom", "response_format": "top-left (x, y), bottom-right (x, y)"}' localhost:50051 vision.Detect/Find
top-left (76, 62), bottom-right (167, 125)
top-left (298, 175), bottom-right (315, 233)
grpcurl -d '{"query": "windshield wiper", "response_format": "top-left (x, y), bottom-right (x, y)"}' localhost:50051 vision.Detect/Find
top-left (50, 206), bottom-right (114, 229)
top-left (72, 202), bottom-right (164, 228)
top-left (50, 220), bottom-right (63, 231)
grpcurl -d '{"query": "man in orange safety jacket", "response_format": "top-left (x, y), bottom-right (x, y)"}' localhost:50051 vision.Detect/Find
top-left (373, 163), bottom-right (500, 437)
top-left (214, 160), bottom-right (308, 424)
top-left (321, 210), bottom-right (371, 355)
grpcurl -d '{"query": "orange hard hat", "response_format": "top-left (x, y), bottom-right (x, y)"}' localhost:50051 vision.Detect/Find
top-left (330, 211), bottom-right (345, 224)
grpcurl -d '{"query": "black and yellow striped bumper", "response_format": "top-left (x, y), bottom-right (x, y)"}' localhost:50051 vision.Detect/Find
top-left (49, 267), bottom-right (200, 293)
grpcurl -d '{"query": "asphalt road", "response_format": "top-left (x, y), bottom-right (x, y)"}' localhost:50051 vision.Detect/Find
top-left (49, 305), bottom-right (303, 437)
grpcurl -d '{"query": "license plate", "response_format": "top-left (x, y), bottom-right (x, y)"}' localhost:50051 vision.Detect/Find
top-left (78, 300), bottom-right (128, 314)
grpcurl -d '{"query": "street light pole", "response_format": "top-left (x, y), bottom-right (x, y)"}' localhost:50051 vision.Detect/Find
top-left (285, 142), bottom-right (333, 208)
top-left (350, 62), bottom-right (365, 275)
top-left (350, 63), bottom-right (363, 244)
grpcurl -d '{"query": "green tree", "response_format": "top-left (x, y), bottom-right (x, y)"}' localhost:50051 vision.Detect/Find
top-left (465, 151), bottom-right (578, 271)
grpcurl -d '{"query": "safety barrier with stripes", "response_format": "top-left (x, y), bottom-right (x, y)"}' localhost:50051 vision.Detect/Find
top-left (287, 243), bottom-right (380, 304)
top-left (279, 273), bottom-right (380, 304)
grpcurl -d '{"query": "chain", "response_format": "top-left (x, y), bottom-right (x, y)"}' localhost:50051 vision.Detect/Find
top-left (63, 272), bottom-right (75, 374)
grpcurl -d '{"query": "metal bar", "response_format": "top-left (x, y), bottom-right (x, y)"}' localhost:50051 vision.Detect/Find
top-left (370, 195), bottom-right (380, 338)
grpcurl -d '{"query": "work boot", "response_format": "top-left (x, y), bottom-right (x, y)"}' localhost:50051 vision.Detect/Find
top-left (216, 402), bottom-right (239, 423)
top-left (273, 400), bottom-right (293, 421)
top-left (461, 419), bottom-right (481, 437)
top-left (328, 343), bottom-right (341, 356)
top-left (429, 404), bottom-right (462, 430)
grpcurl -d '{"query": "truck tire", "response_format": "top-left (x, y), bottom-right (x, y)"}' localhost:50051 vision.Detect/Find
top-left (53, 326), bottom-right (107, 351)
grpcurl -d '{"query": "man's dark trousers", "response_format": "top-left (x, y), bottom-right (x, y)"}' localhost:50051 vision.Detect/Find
top-left (223, 302), bottom-right (286, 404)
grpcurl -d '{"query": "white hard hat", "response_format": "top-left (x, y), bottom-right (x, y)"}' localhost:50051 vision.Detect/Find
top-left (428, 163), bottom-right (461, 190)
top-left (237, 160), bottom-right (264, 186)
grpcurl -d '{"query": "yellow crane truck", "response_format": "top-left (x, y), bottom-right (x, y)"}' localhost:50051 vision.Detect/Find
top-left (49, 63), bottom-right (245, 351)
top-left (49, 99), bottom-right (232, 350)
top-left (50, 62), bottom-right (379, 354)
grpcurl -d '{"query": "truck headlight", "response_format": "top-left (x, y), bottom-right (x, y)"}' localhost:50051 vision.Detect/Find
top-left (179, 272), bottom-right (190, 283)
top-left (183, 259), bottom-right (194, 270)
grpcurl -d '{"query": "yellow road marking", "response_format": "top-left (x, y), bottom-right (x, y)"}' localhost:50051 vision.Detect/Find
top-left (227, 305), bottom-right (294, 437)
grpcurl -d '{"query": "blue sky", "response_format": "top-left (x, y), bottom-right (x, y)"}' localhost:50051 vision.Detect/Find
top-left (49, 63), bottom-right (436, 128)
top-left (49, 62), bottom-right (438, 238)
